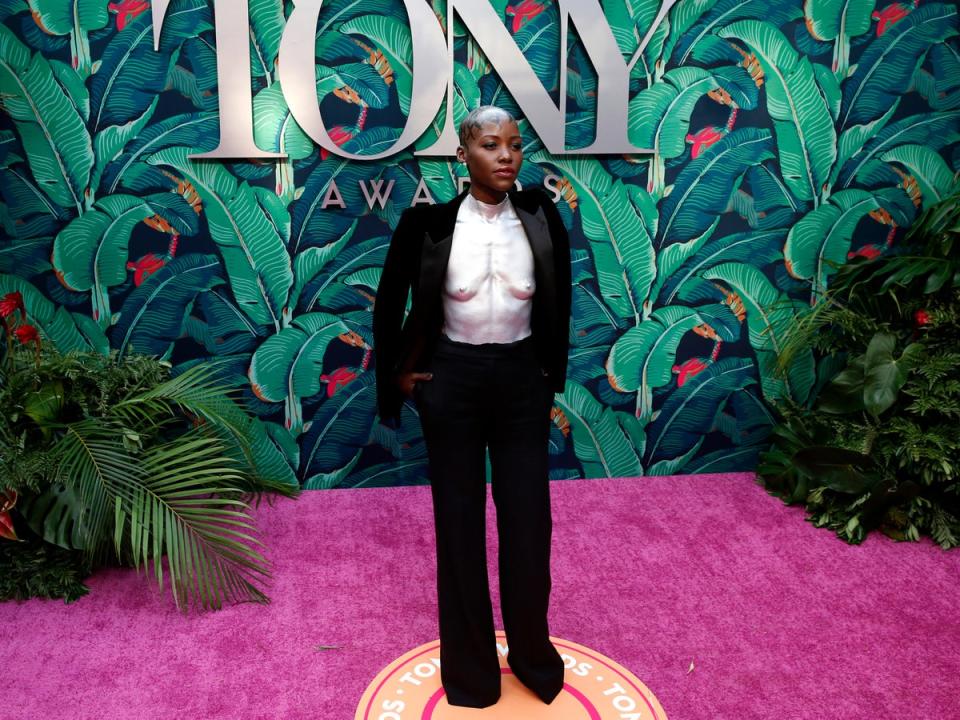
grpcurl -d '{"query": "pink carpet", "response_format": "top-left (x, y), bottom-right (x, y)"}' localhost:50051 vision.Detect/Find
top-left (2, 473), bottom-right (958, 719)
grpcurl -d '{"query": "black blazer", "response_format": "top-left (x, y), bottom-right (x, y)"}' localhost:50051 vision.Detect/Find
top-left (373, 187), bottom-right (572, 424)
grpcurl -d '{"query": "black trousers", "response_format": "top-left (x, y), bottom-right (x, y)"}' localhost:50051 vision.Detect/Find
top-left (414, 334), bottom-right (565, 708)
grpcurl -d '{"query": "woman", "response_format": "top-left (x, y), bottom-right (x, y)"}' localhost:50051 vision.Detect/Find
top-left (373, 106), bottom-right (571, 708)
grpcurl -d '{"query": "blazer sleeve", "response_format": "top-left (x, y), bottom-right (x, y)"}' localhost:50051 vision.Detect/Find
top-left (373, 207), bottom-right (417, 425)
top-left (540, 191), bottom-right (572, 393)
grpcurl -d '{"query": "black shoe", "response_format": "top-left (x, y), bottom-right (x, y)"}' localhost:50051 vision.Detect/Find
top-left (444, 689), bottom-right (501, 709)
top-left (508, 663), bottom-right (564, 705)
top-left (532, 677), bottom-right (564, 705)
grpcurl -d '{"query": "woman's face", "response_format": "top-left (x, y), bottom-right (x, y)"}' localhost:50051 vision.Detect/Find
top-left (457, 119), bottom-right (523, 203)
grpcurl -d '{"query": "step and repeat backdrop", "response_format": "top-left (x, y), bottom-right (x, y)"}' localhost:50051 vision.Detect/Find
top-left (1, 0), bottom-right (957, 487)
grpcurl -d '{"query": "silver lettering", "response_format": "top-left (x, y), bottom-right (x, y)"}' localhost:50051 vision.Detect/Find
top-left (360, 179), bottom-right (396, 209)
top-left (410, 178), bottom-right (436, 206)
top-left (152, 0), bottom-right (282, 159)
top-left (279, 0), bottom-right (447, 160)
top-left (156, 0), bottom-right (678, 160)
top-left (416, 0), bottom-right (672, 156)
top-left (320, 179), bottom-right (346, 209)
top-left (544, 173), bottom-right (563, 202)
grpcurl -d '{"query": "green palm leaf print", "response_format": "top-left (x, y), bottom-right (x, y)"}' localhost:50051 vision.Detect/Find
top-left (554, 380), bottom-right (644, 479)
top-left (247, 312), bottom-right (350, 434)
top-left (719, 20), bottom-right (836, 206)
top-left (147, 146), bottom-right (293, 333)
top-left (0, 26), bottom-right (92, 214)
top-left (783, 189), bottom-right (881, 297)
top-left (50, 193), bottom-right (153, 328)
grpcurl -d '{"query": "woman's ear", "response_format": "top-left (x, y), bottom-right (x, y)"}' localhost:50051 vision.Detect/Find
top-left (456, 145), bottom-right (466, 164)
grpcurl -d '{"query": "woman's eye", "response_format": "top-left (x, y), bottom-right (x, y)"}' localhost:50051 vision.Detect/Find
top-left (483, 144), bottom-right (496, 149)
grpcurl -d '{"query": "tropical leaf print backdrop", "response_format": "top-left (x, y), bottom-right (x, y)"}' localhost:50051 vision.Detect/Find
top-left (1, 0), bottom-right (958, 487)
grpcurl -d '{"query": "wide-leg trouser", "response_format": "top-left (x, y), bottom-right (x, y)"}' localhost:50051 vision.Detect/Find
top-left (414, 334), bottom-right (565, 708)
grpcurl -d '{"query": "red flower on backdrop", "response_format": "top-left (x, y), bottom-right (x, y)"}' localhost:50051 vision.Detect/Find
top-left (321, 367), bottom-right (357, 397)
top-left (506, 0), bottom-right (546, 32)
top-left (914, 309), bottom-right (930, 327)
top-left (872, 3), bottom-right (913, 36)
top-left (126, 253), bottom-right (166, 286)
top-left (319, 126), bottom-right (355, 161)
top-left (847, 244), bottom-right (883, 260)
top-left (108, 0), bottom-right (150, 31)
top-left (14, 324), bottom-right (39, 345)
top-left (673, 358), bottom-right (709, 387)
top-left (686, 126), bottom-right (724, 159)
top-left (0, 291), bottom-right (24, 319)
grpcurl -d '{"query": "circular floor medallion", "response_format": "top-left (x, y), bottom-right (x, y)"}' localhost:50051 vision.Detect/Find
top-left (356, 631), bottom-right (667, 719)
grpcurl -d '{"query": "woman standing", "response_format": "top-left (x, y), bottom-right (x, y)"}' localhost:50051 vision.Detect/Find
top-left (373, 106), bottom-right (571, 709)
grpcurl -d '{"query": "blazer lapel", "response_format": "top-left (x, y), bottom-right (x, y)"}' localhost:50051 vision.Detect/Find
top-left (417, 191), bottom-right (466, 307)
top-left (513, 196), bottom-right (556, 314)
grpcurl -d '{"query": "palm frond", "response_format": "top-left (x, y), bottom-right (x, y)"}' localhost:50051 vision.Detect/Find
top-left (136, 434), bottom-right (270, 610)
top-left (116, 362), bottom-right (296, 496)
top-left (54, 419), bottom-right (271, 610)
top-left (55, 420), bottom-right (139, 560)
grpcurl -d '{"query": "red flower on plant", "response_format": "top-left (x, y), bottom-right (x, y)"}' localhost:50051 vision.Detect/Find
top-left (914, 309), bottom-right (930, 327)
top-left (319, 126), bottom-right (355, 161)
top-left (108, 0), bottom-right (150, 32)
top-left (686, 126), bottom-right (724, 159)
top-left (847, 244), bottom-right (883, 260)
top-left (673, 357), bottom-right (709, 387)
top-left (872, 3), bottom-right (912, 36)
top-left (0, 489), bottom-right (18, 542)
top-left (506, 0), bottom-right (546, 32)
top-left (126, 253), bottom-right (166, 286)
top-left (0, 291), bottom-right (24, 319)
top-left (321, 367), bottom-right (357, 397)
top-left (14, 324), bottom-right (39, 345)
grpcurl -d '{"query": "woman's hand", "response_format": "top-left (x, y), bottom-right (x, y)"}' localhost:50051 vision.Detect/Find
top-left (397, 371), bottom-right (433, 397)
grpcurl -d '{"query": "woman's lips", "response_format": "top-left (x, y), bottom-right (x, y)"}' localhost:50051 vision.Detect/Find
top-left (494, 168), bottom-right (515, 177)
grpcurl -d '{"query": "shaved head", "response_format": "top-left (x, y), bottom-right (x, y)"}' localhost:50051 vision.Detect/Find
top-left (458, 106), bottom-right (518, 148)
